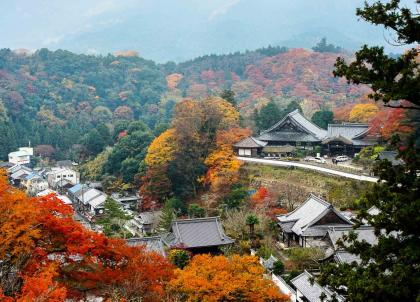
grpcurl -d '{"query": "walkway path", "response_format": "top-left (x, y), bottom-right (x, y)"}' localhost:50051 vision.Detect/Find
top-left (237, 157), bottom-right (379, 183)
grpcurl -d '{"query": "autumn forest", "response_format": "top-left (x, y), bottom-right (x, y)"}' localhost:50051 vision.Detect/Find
top-left (1, 0), bottom-right (419, 301)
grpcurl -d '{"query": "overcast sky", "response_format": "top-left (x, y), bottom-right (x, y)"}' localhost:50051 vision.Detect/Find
top-left (0, 0), bottom-right (416, 62)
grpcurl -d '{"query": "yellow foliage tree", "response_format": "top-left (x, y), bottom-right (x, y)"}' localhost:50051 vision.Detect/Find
top-left (349, 103), bottom-right (379, 123)
top-left (168, 254), bottom-right (289, 302)
top-left (145, 128), bottom-right (177, 167)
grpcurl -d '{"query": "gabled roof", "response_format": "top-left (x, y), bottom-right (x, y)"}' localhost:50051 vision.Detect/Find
top-left (10, 169), bottom-right (30, 180)
top-left (262, 110), bottom-right (327, 140)
top-left (68, 183), bottom-right (86, 195)
top-left (327, 123), bottom-right (370, 140)
top-left (24, 172), bottom-right (41, 181)
top-left (88, 194), bottom-right (106, 209)
top-left (277, 194), bottom-right (352, 236)
top-left (291, 270), bottom-right (344, 302)
top-left (327, 226), bottom-right (377, 264)
top-left (377, 151), bottom-right (404, 166)
top-left (233, 137), bottom-right (267, 148)
top-left (78, 188), bottom-right (103, 205)
top-left (126, 236), bottom-right (166, 257)
top-left (321, 135), bottom-right (353, 145)
top-left (328, 226), bottom-right (377, 250)
top-left (163, 217), bottom-right (234, 249)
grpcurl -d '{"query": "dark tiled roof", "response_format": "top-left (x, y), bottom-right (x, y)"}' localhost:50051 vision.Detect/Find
top-left (164, 217), bottom-right (234, 249)
top-left (234, 137), bottom-right (267, 148)
top-left (377, 151), bottom-right (404, 166)
top-left (56, 160), bottom-right (74, 167)
top-left (277, 194), bottom-right (352, 236)
top-left (257, 131), bottom-right (320, 142)
top-left (263, 145), bottom-right (296, 153)
top-left (327, 123), bottom-right (370, 140)
top-left (262, 110), bottom-right (327, 140)
top-left (126, 236), bottom-right (166, 257)
top-left (291, 270), bottom-right (344, 302)
top-left (327, 226), bottom-right (377, 264)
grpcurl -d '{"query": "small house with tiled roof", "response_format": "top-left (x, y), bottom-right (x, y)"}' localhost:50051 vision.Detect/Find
top-left (162, 217), bottom-right (234, 254)
top-left (277, 194), bottom-right (352, 247)
top-left (233, 137), bottom-right (267, 157)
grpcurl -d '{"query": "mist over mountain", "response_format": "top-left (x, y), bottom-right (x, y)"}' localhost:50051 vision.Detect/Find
top-left (0, 0), bottom-right (413, 62)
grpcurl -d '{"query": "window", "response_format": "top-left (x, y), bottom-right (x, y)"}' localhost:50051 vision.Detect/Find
top-left (244, 149), bottom-right (251, 156)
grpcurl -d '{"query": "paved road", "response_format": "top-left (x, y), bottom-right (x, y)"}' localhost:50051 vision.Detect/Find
top-left (237, 157), bottom-right (379, 183)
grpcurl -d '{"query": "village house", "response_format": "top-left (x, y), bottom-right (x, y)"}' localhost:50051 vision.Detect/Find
top-left (75, 188), bottom-right (106, 219)
top-left (111, 192), bottom-right (140, 210)
top-left (7, 165), bottom-right (33, 187)
top-left (234, 109), bottom-right (377, 158)
top-left (46, 167), bottom-right (79, 188)
top-left (127, 211), bottom-right (162, 236)
top-left (8, 147), bottom-right (33, 165)
top-left (162, 217), bottom-right (234, 254)
top-left (22, 172), bottom-right (49, 195)
top-left (277, 194), bottom-right (353, 247)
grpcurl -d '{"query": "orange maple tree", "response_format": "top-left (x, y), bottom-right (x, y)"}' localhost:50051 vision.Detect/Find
top-left (204, 127), bottom-right (251, 192)
top-left (167, 254), bottom-right (289, 302)
top-left (0, 170), bottom-right (173, 301)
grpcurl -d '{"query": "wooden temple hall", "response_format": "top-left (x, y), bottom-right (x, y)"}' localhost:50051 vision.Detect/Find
top-left (234, 109), bottom-right (377, 157)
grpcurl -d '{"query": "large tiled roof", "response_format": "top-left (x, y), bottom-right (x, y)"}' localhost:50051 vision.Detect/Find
top-left (327, 226), bottom-right (377, 264)
top-left (327, 123), bottom-right (370, 140)
top-left (233, 137), bottom-right (267, 148)
top-left (277, 195), bottom-right (331, 235)
top-left (277, 194), bottom-right (352, 236)
top-left (127, 236), bottom-right (166, 256)
top-left (163, 217), bottom-right (234, 249)
top-left (258, 131), bottom-right (320, 142)
top-left (328, 226), bottom-right (377, 250)
top-left (291, 270), bottom-right (344, 302)
top-left (262, 110), bottom-right (327, 140)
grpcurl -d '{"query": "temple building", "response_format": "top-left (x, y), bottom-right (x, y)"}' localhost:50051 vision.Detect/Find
top-left (234, 109), bottom-right (376, 157)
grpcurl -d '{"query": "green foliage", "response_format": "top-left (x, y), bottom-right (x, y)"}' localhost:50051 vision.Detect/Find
top-left (96, 198), bottom-right (132, 237)
top-left (223, 185), bottom-right (248, 209)
top-left (254, 101), bottom-right (281, 131)
top-left (81, 129), bottom-right (106, 156)
top-left (312, 37), bottom-right (342, 53)
top-left (272, 260), bottom-right (285, 275)
top-left (334, 1), bottom-right (419, 108)
top-left (0, 48), bottom-right (168, 160)
top-left (166, 197), bottom-right (187, 216)
top-left (169, 249), bottom-right (190, 269)
top-left (311, 109), bottom-right (334, 129)
top-left (159, 201), bottom-right (176, 231)
top-left (188, 203), bottom-right (205, 218)
top-left (256, 245), bottom-right (274, 260)
top-left (220, 89), bottom-right (236, 107)
top-left (285, 247), bottom-right (324, 270)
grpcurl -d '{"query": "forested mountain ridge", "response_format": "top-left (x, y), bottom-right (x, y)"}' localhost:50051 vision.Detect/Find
top-left (167, 47), bottom-right (370, 117)
top-left (0, 45), bottom-right (407, 164)
top-left (0, 48), bottom-right (167, 159)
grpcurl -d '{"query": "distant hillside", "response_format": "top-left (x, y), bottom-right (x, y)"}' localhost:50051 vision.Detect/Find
top-left (0, 46), bottom-right (408, 161)
top-left (166, 48), bottom-right (370, 116)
